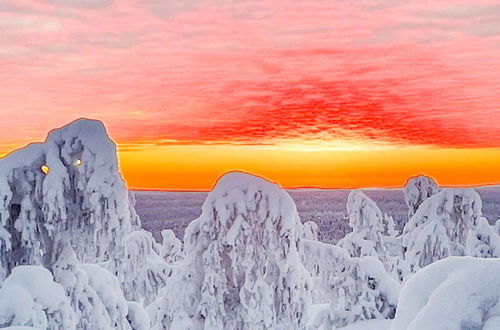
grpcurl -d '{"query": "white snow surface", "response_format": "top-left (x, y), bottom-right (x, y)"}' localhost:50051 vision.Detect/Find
top-left (0, 265), bottom-right (76, 328)
top-left (393, 257), bottom-right (500, 330)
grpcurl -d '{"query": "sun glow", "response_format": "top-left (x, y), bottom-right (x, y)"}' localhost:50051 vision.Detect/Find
top-left (118, 143), bottom-right (500, 190)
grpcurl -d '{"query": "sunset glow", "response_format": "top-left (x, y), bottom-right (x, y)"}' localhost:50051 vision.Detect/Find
top-left (1, 0), bottom-right (500, 189)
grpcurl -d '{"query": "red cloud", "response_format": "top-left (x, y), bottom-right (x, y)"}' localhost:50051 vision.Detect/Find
top-left (1, 0), bottom-right (500, 149)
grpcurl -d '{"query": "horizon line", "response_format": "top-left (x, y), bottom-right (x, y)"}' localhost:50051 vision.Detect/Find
top-left (130, 181), bottom-right (500, 193)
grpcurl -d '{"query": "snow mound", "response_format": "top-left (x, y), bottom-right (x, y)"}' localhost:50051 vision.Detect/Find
top-left (392, 257), bottom-right (500, 330)
top-left (149, 171), bottom-right (312, 329)
top-left (0, 265), bottom-right (75, 329)
top-left (402, 188), bottom-right (482, 274)
top-left (403, 175), bottom-right (439, 219)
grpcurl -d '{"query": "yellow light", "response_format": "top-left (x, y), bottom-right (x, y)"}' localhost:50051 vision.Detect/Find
top-left (41, 165), bottom-right (49, 174)
top-left (76, 159), bottom-right (82, 166)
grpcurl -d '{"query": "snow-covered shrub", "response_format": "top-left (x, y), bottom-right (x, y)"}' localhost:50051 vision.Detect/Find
top-left (393, 257), bottom-right (500, 330)
top-left (0, 119), bottom-right (133, 281)
top-left (402, 188), bottom-right (482, 274)
top-left (330, 256), bottom-right (400, 328)
top-left (0, 265), bottom-right (76, 329)
top-left (148, 172), bottom-right (312, 330)
top-left (466, 217), bottom-right (500, 258)
top-left (403, 175), bottom-right (439, 219)
top-left (337, 191), bottom-right (394, 264)
top-left (301, 221), bottom-right (319, 240)
top-left (120, 230), bottom-right (171, 304)
top-left (160, 229), bottom-right (183, 263)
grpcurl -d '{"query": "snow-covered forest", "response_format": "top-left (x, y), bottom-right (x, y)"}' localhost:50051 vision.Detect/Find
top-left (1, 119), bottom-right (500, 330)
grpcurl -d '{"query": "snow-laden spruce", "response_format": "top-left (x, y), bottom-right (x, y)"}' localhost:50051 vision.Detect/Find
top-left (148, 172), bottom-right (312, 330)
top-left (301, 221), bottom-right (319, 240)
top-left (337, 190), bottom-right (396, 264)
top-left (0, 119), bottom-right (169, 315)
top-left (402, 188), bottom-right (482, 274)
top-left (0, 119), bottom-right (132, 280)
top-left (393, 257), bottom-right (500, 330)
top-left (403, 175), bottom-right (439, 219)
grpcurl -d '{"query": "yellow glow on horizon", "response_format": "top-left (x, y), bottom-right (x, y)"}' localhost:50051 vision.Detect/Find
top-left (117, 143), bottom-right (500, 190)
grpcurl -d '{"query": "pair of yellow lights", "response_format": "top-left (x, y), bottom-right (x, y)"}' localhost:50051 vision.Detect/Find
top-left (41, 159), bottom-right (82, 175)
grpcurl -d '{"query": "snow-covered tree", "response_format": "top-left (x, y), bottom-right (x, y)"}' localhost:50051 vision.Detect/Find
top-left (402, 188), bottom-right (482, 274)
top-left (329, 256), bottom-right (400, 328)
top-left (393, 257), bottom-right (500, 330)
top-left (301, 239), bottom-right (399, 328)
top-left (403, 175), bottom-right (439, 219)
top-left (0, 266), bottom-right (76, 329)
top-left (337, 191), bottom-right (394, 264)
top-left (0, 119), bottom-right (134, 281)
top-left (0, 119), bottom-right (169, 309)
top-left (51, 238), bottom-right (148, 330)
top-left (301, 239), bottom-right (350, 304)
top-left (301, 221), bottom-right (319, 240)
top-left (160, 229), bottom-right (183, 263)
top-left (148, 172), bottom-right (312, 330)
top-left (466, 217), bottom-right (500, 258)
top-left (120, 230), bottom-right (171, 305)
top-left (494, 219), bottom-right (500, 236)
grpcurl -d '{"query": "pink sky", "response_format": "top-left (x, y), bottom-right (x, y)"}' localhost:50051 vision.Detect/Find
top-left (1, 0), bottom-right (500, 150)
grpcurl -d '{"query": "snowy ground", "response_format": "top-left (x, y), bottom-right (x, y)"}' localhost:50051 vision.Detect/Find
top-left (135, 187), bottom-right (500, 243)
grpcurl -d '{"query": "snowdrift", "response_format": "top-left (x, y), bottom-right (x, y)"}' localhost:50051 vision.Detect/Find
top-left (393, 257), bottom-right (500, 330)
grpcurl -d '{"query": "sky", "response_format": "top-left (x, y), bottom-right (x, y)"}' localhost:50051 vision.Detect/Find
top-left (1, 0), bottom-right (500, 190)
